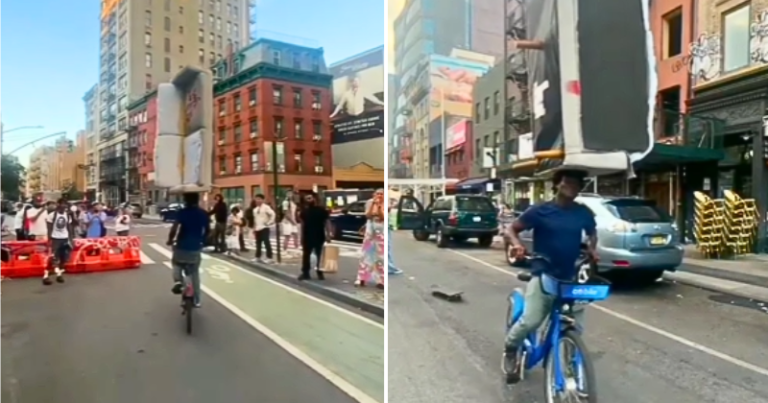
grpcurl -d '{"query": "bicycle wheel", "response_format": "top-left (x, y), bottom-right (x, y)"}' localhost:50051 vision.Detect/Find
top-left (543, 329), bottom-right (597, 403)
top-left (185, 298), bottom-right (194, 335)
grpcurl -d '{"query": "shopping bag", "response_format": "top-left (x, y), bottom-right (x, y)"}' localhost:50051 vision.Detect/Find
top-left (319, 243), bottom-right (340, 273)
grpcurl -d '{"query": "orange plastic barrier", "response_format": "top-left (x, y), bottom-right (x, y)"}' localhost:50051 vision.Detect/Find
top-left (66, 237), bottom-right (142, 273)
top-left (1, 240), bottom-right (51, 279)
top-left (1, 236), bottom-right (142, 279)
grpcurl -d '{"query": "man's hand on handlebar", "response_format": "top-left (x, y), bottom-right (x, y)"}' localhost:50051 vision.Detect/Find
top-left (509, 243), bottom-right (526, 259)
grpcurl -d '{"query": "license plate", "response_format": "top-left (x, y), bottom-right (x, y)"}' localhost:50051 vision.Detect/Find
top-left (472, 216), bottom-right (481, 222)
top-left (650, 236), bottom-right (666, 245)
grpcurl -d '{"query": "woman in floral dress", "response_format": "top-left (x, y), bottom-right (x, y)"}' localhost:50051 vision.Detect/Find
top-left (356, 189), bottom-right (385, 289)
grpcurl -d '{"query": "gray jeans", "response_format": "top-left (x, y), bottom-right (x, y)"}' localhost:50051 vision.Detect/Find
top-left (172, 249), bottom-right (202, 304)
top-left (505, 276), bottom-right (585, 349)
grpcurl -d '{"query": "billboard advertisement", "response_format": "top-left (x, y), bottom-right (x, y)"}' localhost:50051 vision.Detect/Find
top-left (330, 46), bottom-right (385, 145)
top-left (525, 0), bottom-right (654, 174)
top-left (428, 55), bottom-right (492, 120)
top-left (445, 119), bottom-right (468, 150)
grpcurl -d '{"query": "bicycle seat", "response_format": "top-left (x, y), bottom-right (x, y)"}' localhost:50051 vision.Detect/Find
top-left (517, 272), bottom-right (533, 282)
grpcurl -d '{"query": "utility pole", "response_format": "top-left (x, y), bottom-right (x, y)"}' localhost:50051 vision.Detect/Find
top-left (272, 139), bottom-right (282, 264)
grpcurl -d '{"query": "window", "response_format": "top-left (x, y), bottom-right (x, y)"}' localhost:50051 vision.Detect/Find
top-left (164, 57), bottom-right (171, 72)
top-left (216, 17), bottom-right (221, 31)
top-left (294, 152), bottom-right (304, 173)
top-left (218, 127), bottom-right (226, 142)
top-left (311, 57), bottom-right (319, 72)
top-left (605, 199), bottom-right (672, 223)
top-left (234, 125), bottom-right (242, 142)
top-left (179, 6), bottom-right (184, 14)
top-left (217, 35), bottom-right (222, 49)
top-left (164, 0), bottom-right (170, 11)
top-left (227, 4), bottom-right (231, 16)
top-left (178, 25), bottom-right (184, 34)
top-left (145, 10), bottom-right (152, 26)
top-left (475, 138), bottom-right (481, 159)
top-left (164, 37), bottom-right (170, 52)
top-left (475, 103), bottom-right (481, 123)
top-left (248, 87), bottom-right (257, 104)
top-left (198, 11), bottom-right (203, 24)
top-left (234, 40), bottom-right (240, 51)
top-left (272, 50), bottom-right (281, 65)
top-left (663, 8), bottom-right (683, 58)
top-left (234, 5), bottom-right (239, 17)
top-left (209, 14), bottom-right (214, 28)
top-left (722, 5), bottom-right (751, 72)
top-left (312, 121), bottom-right (322, 138)
top-left (493, 91), bottom-right (500, 115)
top-left (164, 16), bottom-right (171, 31)
top-left (493, 131), bottom-right (500, 145)
top-left (273, 86), bottom-right (283, 104)
top-left (215, 0), bottom-right (221, 12)
top-left (209, 51), bottom-right (216, 65)
top-left (274, 118), bottom-right (284, 138)
top-left (483, 97), bottom-right (490, 120)
top-left (249, 119), bottom-right (259, 137)
top-left (145, 52), bottom-right (152, 67)
top-left (294, 120), bottom-right (303, 139)
top-left (456, 196), bottom-right (495, 212)
top-left (179, 45), bottom-right (184, 53)
top-left (293, 88), bottom-right (302, 107)
top-left (218, 156), bottom-right (226, 174)
top-left (145, 74), bottom-right (152, 90)
top-left (218, 99), bottom-right (227, 115)
top-left (311, 91), bottom-right (321, 110)
top-left (314, 153), bottom-right (323, 168)
top-left (144, 32), bottom-right (151, 46)
top-left (234, 24), bottom-right (239, 39)
top-left (250, 152), bottom-right (259, 171)
top-left (227, 21), bottom-right (231, 34)
top-left (198, 29), bottom-right (204, 43)
top-left (198, 49), bottom-right (205, 64)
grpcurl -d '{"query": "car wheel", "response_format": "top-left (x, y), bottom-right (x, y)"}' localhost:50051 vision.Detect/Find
top-left (477, 234), bottom-right (493, 248)
top-left (413, 230), bottom-right (430, 241)
top-left (435, 226), bottom-right (448, 248)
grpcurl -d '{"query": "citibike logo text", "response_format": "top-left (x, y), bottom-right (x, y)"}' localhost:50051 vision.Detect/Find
top-left (571, 287), bottom-right (601, 296)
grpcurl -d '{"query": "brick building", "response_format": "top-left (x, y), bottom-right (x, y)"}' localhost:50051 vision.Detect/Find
top-left (126, 93), bottom-right (158, 203)
top-left (211, 39), bottom-right (334, 205)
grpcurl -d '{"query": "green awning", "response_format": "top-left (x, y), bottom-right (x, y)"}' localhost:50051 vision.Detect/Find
top-left (637, 143), bottom-right (724, 168)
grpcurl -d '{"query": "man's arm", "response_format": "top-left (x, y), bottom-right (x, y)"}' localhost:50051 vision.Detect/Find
top-left (46, 214), bottom-right (53, 240)
top-left (582, 207), bottom-right (598, 258)
top-left (265, 205), bottom-right (276, 227)
top-left (507, 206), bottom-right (539, 249)
top-left (167, 216), bottom-right (180, 245)
top-left (364, 94), bottom-right (384, 106)
top-left (323, 210), bottom-right (333, 240)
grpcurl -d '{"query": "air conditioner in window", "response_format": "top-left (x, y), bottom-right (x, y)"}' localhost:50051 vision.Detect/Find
top-left (314, 166), bottom-right (324, 173)
top-left (218, 111), bottom-right (226, 117)
top-left (217, 140), bottom-right (224, 146)
top-left (312, 135), bottom-right (322, 141)
top-left (265, 163), bottom-right (272, 171)
top-left (312, 103), bottom-right (321, 110)
top-left (250, 132), bottom-right (257, 139)
top-left (249, 100), bottom-right (256, 106)
top-left (277, 165), bottom-right (285, 173)
top-left (219, 170), bottom-right (226, 175)
top-left (235, 167), bottom-right (242, 174)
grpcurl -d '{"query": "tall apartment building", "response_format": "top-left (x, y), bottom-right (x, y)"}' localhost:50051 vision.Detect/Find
top-left (27, 146), bottom-right (53, 194)
top-left (82, 84), bottom-right (100, 200)
top-left (97, 0), bottom-right (252, 205)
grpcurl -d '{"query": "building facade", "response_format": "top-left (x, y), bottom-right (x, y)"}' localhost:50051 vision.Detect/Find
top-left (27, 146), bottom-right (53, 194)
top-left (211, 38), bottom-right (334, 205)
top-left (685, 0), bottom-right (768, 250)
top-left (96, 0), bottom-right (251, 205)
top-left (60, 131), bottom-right (88, 194)
top-left (82, 84), bottom-right (100, 199)
top-left (329, 46), bottom-right (385, 188)
top-left (126, 93), bottom-right (158, 203)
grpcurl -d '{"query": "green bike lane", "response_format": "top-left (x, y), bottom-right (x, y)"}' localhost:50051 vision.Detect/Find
top-left (148, 243), bottom-right (384, 403)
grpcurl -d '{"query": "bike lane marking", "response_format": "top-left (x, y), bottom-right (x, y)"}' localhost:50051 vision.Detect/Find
top-left (149, 244), bottom-right (383, 403)
top-left (445, 247), bottom-right (768, 379)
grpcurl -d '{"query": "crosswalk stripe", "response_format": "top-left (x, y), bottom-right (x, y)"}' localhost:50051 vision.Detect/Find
top-left (139, 251), bottom-right (154, 264)
top-left (148, 243), bottom-right (172, 260)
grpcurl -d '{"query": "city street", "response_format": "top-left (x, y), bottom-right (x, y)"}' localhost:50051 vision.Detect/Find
top-left (1, 220), bottom-right (384, 403)
top-left (388, 231), bottom-right (768, 403)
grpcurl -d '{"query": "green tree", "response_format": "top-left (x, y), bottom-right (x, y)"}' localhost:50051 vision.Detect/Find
top-left (61, 180), bottom-right (84, 201)
top-left (0, 155), bottom-right (26, 201)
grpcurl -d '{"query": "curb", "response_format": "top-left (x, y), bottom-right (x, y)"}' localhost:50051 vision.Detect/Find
top-left (663, 272), bottom-right (768, 303)
top-left (215, 253), bottom-right (385, 318)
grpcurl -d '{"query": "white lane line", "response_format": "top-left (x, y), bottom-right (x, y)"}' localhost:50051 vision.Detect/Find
top-left (139, 251), bottom-right (155, 264)
top-left (149, 243), bottom-right (382, 330)
top-left (446, 248), bottom-right (768, 378)
top-left (161, 262), bottom-right (378, 403)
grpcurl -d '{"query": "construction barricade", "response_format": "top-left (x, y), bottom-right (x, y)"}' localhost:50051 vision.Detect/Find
top-left (1, 236), bottom-right (142, 279)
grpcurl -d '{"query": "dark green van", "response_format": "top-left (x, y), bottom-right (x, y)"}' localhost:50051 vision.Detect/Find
top-left (396, 194), bottom-right (499, 248)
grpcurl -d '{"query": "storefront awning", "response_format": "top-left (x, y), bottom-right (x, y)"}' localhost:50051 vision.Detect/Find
top-left (635, 143), bottom-right (724, 170)
top-left (453, 177), bottom-right (501, 192)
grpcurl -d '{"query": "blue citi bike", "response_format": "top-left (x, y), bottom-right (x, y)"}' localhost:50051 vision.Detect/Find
top-left (503, 252), bottom-right (610, 403)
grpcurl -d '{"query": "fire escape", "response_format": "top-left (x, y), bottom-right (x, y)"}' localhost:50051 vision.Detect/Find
top-left (504, 0), bottom-right (532, 162)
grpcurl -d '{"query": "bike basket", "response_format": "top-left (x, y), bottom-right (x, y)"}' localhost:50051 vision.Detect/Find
top-left (559, 284), bottom-right (610, 301)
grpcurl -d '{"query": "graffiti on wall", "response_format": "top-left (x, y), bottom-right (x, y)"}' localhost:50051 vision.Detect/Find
top-left (682, 8), bottom-right (768, 84)
top-left (751, 10), bottom-right (768, 64)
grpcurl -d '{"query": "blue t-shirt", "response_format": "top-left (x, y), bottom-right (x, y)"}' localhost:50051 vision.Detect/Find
top-left (86, 212), bottom-right (107, 238)
top-left (175, 206), bottom-right (209, 252)
top-left (518, 201), bottom-right (596, 279)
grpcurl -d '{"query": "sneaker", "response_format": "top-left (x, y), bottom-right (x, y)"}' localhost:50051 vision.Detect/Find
top-left (316, 270), bottom-right (325, 280)
top-left (171, 282), bottom-right (183, 295)
top-left (194, 302), bottom-right (202, 308)
top-left (503, 348), bottom-right (523, 384)
top-left (56, 274), bottom-right (65, 283)
top-left (262, 258), bottom-right (274, 264)
top-left (42, 276), bottom-right (53, 286)
top-left (297, 273), bottom-right (310, 281)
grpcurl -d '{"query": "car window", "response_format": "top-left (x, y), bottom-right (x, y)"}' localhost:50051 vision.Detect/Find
top-left (456, 196), bottom-right (495, 212)
top-left (433, 199), bottom-right (451, 210)
top-left (604, 199), bottom-right (671, 223)
top-left (347, 201), bottom-right (367, 213)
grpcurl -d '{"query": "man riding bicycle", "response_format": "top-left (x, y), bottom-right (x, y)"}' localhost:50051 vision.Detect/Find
top-left (503, 169), bottom-right (599, 381)
top-left (167, 192), bottom-right (210, 307)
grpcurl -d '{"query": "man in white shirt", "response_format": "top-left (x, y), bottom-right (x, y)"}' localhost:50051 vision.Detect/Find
top-left (330, 75), bottom-right (384, 118)
top-left (252, 194), bottom-right (275, 263)
top-left (44, 199), bottom-right (74, 285)
top-left (13, 202), bottom-right (25, 240)
top-left (26, 201), bottom-right (50, 241)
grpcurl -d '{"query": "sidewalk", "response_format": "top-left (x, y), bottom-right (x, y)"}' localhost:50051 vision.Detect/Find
top-left (217, 245), bottom-right (384, 317)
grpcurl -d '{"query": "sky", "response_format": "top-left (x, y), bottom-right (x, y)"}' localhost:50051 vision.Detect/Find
top-left (1, 0), bottom-right (386, 168)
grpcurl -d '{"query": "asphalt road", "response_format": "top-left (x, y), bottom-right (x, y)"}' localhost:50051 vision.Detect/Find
top-left (388, 231), bottom-right (768, 403)
top-left (1, 220), bottom-right (384, 403)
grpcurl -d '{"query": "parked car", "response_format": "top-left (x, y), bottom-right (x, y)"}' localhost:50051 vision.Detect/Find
top-left (329, 200), bottom-right (368, 242)
top-left (396, 194), bottom-right (499, 248)
top-left (159, 203), bottom-right (183, 222)
top-left (503, 194), bottom-right (683, 284)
